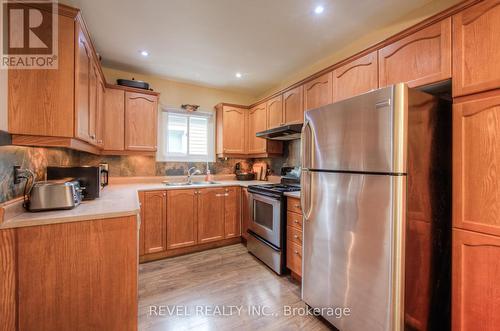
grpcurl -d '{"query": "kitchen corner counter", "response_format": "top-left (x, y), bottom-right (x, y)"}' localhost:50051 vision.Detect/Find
top-left (284, 191), bottom-right (301, 199)
top-left (0, 179), bottom-right (272, 229)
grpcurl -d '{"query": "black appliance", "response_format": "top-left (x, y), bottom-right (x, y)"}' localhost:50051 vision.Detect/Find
top-left (255, 123), bottom-right (303, 140)
top-left (117, 78), bottom-right (150, 90)
top-left (246, 167), bottom-right (300, 274)
top-left (47, 166), bottom-right (108, 200)
top-left (235, 162), bottom-right (256, 181)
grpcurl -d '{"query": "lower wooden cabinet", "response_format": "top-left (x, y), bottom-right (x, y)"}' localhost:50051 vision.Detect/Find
top-left (139, 190), bottom-right (167, 255)
top-left (286, 197), bottom-right (303, 278)
top-left (241, 188), bottom-right (250, 240)
top-left (198, 188), bottom-right (226, 243)
top-left (167, 189), bottom-right (198, 249)
top-left (224, 187), bottom-right (242, 238)
top-left (452, 228), bottom-right (500, 331)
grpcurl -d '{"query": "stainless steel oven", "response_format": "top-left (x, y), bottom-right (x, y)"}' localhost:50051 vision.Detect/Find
top-left (248, 193), bottom-right (282, 248)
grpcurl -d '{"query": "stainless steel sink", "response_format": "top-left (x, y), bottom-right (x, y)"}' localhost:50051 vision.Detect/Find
top-left (164, 182), bottom-right (192, 186)
top-left (163, 181), bottom-right (219, 187)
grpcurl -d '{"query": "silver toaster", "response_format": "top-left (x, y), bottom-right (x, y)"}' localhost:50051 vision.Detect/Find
top-left (28, 179), bottom-right (83, 212)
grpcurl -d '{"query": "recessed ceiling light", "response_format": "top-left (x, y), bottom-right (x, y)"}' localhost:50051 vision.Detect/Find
top-left (140, 50), bottom-right (149, 57)
top-left (314, 5), bottom-right (324, 14)
top-left (235, 72), bottom-right (242, 78)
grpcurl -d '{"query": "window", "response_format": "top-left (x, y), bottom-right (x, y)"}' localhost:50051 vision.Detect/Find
top-left (157, 108), bottom-right (215, 162)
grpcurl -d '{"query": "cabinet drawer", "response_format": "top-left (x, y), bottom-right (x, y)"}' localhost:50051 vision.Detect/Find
top-left (287, 197), bottom-right (302, 214)
top-left (286, 240), bottom-right (302, 276)
top-left (287, 226), bottom-right (302, 246)
top-left (287, 212), bottom-right (303, 231)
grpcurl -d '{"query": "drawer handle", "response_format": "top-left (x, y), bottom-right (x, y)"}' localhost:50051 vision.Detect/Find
top-left (294, 220), bottom-right (299, 223)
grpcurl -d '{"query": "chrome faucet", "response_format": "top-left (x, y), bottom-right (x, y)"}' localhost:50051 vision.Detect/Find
top-left (187, 167), bottom-right (201, 184)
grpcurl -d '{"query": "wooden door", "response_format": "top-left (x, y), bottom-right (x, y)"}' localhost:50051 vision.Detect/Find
top-left (125, 92), bottom-right (158, 151)
top-left (453, 91), bottom-right (500, 236)
top-left (224, 187), bottom-right (241, 238)
top-left (332, 51), bottom-right (378, 102)
top-left (140, 190), bottom-right (167, 255)
top-left (378, 18), bottom-right (451, 88)
top-left (88, 62), bottom-right (98, 145)
top-left (75, 23), bottom-right (91, 142)
top-left (197, 188), bottom-right (225, 243)
top-left (167, 189), bottom-right (197, 249)
top-left (103, 88), bottom-right (125, 151)
top-left (221, 105), bottom-right (247, 154)
top-left (453, 0), bottom-right (500, 96)
top-left (8, 14), bottom-right (74, 137)
top-left (283, 85), bottom-right (304, 125)
top-left (452, 228), bottom-right (500, 331)
top-left (248, 103), bottom-right (267, 154)
top-left (95, 79), bottom-right (105, 147)
top-left (266, 95), bottom-right (283, 129)
top-left (241, 188), bottom-right (250, 240)
top-left (303, 72), bottom-right (333, 111)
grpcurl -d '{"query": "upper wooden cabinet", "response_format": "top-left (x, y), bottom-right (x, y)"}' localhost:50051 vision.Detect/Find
top-left (453, 90), bottom-right (500, 237)
top-left (96, 78), bottom-right (106, 148)
top-left (224, 187), bottom-right (242, 238)
top-left (452, 228), bottom-right (500, 331)
top-left (103, 88), bottom-right (125, 151)
top-left (125, 92), bottom-right (158, 151)
top-left (75, 21), bottom-right (92, 143)
top-left (378, 18), bottom-right (451, 88)
top-left (167, 189), bottom-right (198, 249)
top-left (332, 51), bottom-right (378, 102)
top-left (248, 102), bottom-right (267, 154)
top-left (215, 104), bottom-right (247, 156)
top-left (303, 72), bottom-right (333, 111)
top-left (198, 188), bottom-right (226, 244)
top-left (453, 0), bottom-right (500, 97)
top-left (140, 190), bottom-right (167, 255)
top-left (283, 86), bottom-right (304, 124)
top-left (266, 95), bottom-right (283, 129)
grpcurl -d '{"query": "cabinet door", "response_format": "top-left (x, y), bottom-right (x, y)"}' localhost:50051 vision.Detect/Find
top-left (332, 51), bottom-right (378, 102)
top-left (197, 188), bottom-right (225, 243)
top-left (167, 189), bottom-right (197, 249)
top-left (266, 95), bottom-right (283, 129)
top-left (75, 23), bottom-right (91, 142)
top-left (224, 187), bottom-right (241, 238)
top-left (95, 79), bottom-right (105, 147)
top-left (378, 18), bottom-right (451, 88)
top-left (140, 190), bottom-right (167, 255)
top-left (453, 0), bottom-right (500, 96)
top-left (222, 106), bottom-right (247, 154)
top-left (283, 85), bottom-right (304, 125)
top-left (248, 103), bottom-right (267, 154)
top-left (103, 88), bottom-right (125, 151)
top-left (452, 229), bottom-right (500, 331)
top-left (88, 63), bottom-right (98, 145)
top-left (453, 91), bottom-right (500, 236)
top-left (125, 92), bottom-right (158, 151)
top-left (303, 72), bottom-right (333, 111)
top-left (241, 188), bottom-right (250, 240)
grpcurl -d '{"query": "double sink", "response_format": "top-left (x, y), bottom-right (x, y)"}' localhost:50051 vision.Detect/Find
top-left (163, 181), bottom-right (220, 187)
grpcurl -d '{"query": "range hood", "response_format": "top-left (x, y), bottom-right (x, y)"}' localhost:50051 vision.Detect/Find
top-left (255, 123), bottom-right (303, 140)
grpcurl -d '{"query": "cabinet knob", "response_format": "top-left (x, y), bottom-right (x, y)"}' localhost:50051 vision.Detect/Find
top-left (294, 204), bottom-right (301, 209)
top-left (163, 193), bottom-right (166, 196)
top-left (294, 220), bottom-right (299, 224)
top-left (90, 135), bottom-right (96, 140)
top-left (294, 250), bottom-right (299, 255)
top-left (294, 235), bottom-right (298, 239)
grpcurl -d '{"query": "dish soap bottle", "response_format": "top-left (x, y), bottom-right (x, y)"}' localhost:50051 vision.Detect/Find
top-left (205, 162), bottom-right (213, 182)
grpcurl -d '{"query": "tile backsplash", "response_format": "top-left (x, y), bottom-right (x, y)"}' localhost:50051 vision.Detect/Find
top-left (0, 138), bottom-right (301, 203)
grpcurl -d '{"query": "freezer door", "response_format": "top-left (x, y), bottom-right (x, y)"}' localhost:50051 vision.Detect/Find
top-left (302, 84), bottom-right (407, 174)
top-left (302, 171), bottom-right (406, 331)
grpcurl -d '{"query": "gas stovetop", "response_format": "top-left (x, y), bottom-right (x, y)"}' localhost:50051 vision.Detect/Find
top-left (247, 183), bottom-right (300, 197)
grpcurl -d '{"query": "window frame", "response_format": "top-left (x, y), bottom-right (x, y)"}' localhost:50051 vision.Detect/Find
top-left (157, 107), bottom-right (215, 162)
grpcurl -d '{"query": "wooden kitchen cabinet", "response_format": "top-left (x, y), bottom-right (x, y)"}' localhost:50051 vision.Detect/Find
top-left (453, 90), bottom-right (500, 237)
top-left (125, 91), bottom-right (158, 151)
top-left (283, 85), bottom-right (304, 125)
top-left (224, 187), bottom-right (241, 238)
top-left (247, 102), bottom-right (283, 156)
top-left (241, 188), bottom-right (250, 240)
top-left (452, 228), bottom-right (500, 331)
top-left (103, 87), bottom-right (125, 151)
top-left (167, 189), bottom-right (198, 249)
top-left (303, 72), bottom-right (333, 111)
top-left (198, 188), bottom-right (226, 243)
top-left (215, 104), bottom-right (248, 156)
top-left (140, 190), bottom-right (167, 255)
top-left (266, 95), bottom-right (283, 129)
top-left (95, 78), bottom-right (106, 147)
top-left (378, 18), bottom-right (451, 88)
top-left (332, 51), bottom-right (378, 102)
top-left (286, 197), bottom-right (303, 278)
top-left (453, 0), bottom-right (500, 97)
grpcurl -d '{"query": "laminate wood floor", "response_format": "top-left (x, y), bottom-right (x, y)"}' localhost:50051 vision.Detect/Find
top-left (138, 244), bottom-right (333, 331)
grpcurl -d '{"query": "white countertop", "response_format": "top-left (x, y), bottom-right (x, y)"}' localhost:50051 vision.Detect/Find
top-left (0, 179), bottom-right (271, 229)
top-left (284, 191), bottom-right (301, 199)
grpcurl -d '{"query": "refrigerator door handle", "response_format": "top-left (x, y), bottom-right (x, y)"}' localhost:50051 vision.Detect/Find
top-left (301, 169), bottom-right (312, 221)
top-left (301, 119), bottom-right (313, 170)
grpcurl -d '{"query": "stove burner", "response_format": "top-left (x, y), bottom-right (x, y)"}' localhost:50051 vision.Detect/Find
top-left (248, 183), bottom-right (301, 194)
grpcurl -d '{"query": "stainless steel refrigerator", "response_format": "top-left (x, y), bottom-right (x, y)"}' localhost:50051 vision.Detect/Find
top-left (301, 84), bottom-right (451, 331)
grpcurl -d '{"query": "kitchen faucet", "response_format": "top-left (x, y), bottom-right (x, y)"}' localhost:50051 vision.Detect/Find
top-left (187, 167), bottom-right (201, 184)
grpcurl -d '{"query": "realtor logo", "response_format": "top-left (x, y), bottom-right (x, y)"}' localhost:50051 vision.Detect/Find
top-left (1, 0), bottom-right (58, 69)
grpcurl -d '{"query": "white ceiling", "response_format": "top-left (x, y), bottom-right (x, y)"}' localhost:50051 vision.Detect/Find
top-left (72, 0), bottom-right (436, 96)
